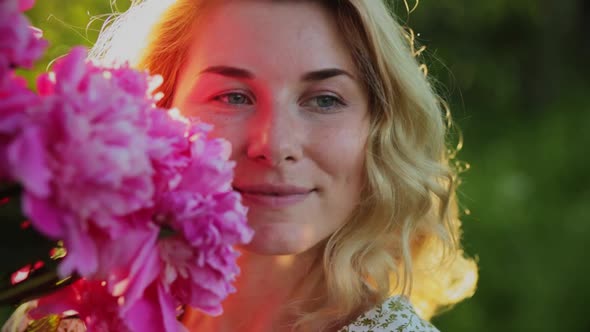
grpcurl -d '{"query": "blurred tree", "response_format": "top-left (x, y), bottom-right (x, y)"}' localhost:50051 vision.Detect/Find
top-left (406, 1), bottom-right (590, 332)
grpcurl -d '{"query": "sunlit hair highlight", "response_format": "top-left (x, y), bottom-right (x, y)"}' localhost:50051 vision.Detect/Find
top-left (90, 0), bottom-right (477, 330)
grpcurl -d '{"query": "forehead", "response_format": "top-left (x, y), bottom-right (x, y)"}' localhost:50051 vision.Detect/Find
top-left (186, 1), bottom-right (356, 79)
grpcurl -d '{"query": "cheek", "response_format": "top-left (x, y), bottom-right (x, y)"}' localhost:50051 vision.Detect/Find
top-left (175, 103), bottom-right (248, 158)
top-left (311, 125), bottom-right (367, 184)
top-left (208, 122), bottom-right (248, 160)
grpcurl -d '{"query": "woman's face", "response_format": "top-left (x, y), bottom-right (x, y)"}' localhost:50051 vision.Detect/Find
top-left (173, 1), bottom-right (370, 255)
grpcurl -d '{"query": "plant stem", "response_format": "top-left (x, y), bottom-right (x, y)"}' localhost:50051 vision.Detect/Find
top-left (0, 269), bottom-right (76, 306)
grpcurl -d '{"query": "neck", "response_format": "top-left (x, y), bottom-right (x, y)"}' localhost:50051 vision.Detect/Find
top-left (182, 246), bottom-right (324, 332)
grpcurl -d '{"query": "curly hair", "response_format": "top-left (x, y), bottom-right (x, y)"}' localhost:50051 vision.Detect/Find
top-left (90, 0), bottom-right (477, 330)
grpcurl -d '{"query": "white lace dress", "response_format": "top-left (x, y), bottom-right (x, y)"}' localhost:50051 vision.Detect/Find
top-left (339, 296), bottom-right (440, 332)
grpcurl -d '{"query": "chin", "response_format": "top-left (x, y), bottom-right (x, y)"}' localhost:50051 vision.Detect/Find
top-left (240, 224), bottom-right (320, 256)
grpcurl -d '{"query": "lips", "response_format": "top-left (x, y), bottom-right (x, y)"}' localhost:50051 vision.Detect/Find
top-left (234, 184), bottom-right (315, 208)
top-left (234, 184), bottom-right (313, 195)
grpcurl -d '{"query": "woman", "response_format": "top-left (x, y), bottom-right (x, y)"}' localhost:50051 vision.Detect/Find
top-left (5, 0), bottom-right (477, 331)
top-left (130, 1), bottom-right (476, 331)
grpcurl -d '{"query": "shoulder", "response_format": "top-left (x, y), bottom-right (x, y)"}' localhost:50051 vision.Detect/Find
top-left (339, 295), bottom-right (440, 332)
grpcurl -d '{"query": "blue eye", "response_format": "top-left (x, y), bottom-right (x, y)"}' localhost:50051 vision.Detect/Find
top-left (214, 92), bottom-right (253, 105)
top-left (305, 95), bottom-right (345, 112)
top-left (316, 96), bottom-right (337, 108)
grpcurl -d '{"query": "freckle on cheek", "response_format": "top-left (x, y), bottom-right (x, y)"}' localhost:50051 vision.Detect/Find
top-left (343, 175), bottom-right (352, 184)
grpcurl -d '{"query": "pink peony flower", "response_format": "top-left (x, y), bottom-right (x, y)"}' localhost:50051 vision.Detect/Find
top-left (179, 137), bottom-right (235, 194)
top-left (114, 123), bottom-right (253, 324)
top-left (32, 279), bottom-right (184, 332)
top-left (158, 236), bottom-right (240, 316)
top-left (2, 24), bottom-right (254, 328)
top-left (0, 0), bottom-right (47, 77)
top-left (31, 279), bottom-right (133, 332)
top-left (7, 125), bottom-right (51, 197)
top-left (150, 132), bottom-right (253, 316)
top-left (123, 283), bottom-right (186, 332)
top-left (0, 74), bottom-right (42, 181)
top-left (146, 109), bottom-right (193, 196)
top-left (60, 218), bottom-right (160, 282)
top-left (37, 47), bottom-right (154, 220)
top-left (1, 0), bottom-right (37, 12)
top-left (16, 47), bottom-right (158, 277)
top-left (94, 217), bottom-right (161, 307)
top-left (19, 0), bottom-right (35, 11)
top-left (0, 74), bottom-right (34, 135)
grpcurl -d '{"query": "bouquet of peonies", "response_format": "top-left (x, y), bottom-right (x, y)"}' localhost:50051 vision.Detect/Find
top-left (0, 1), bottom-right (253, 331)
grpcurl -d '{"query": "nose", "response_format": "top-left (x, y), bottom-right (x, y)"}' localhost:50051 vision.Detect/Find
top-left (246, 101), bottom-right (303, 167)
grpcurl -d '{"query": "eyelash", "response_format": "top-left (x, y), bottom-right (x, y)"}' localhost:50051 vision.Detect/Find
top-left (212, 92), bottom-right (254, 106)
top-left (302, 94), bottom-right (346, 113)
top-left (211, 91), bottom-right (347, 113)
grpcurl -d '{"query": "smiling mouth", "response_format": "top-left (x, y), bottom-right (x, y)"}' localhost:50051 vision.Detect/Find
top-left (246, 192), bottom-right (291, 196)
top-left (233, 184), bottom-right (315, 195)
top-left (233, 186), bottom-right (315, 208)
top-left (235, 190), bottom-right (312, 196)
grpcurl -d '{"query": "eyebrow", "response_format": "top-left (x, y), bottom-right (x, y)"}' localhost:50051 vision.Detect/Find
top-left (302, 68), bottom-right (355, 82)
top-left (199, 66), bottom-right (355, 82)
top-left (199, 66), bottom-right (254, 79)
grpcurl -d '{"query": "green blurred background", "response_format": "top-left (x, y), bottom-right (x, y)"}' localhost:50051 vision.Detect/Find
top-left (5, 0), bottom-right (590, 331)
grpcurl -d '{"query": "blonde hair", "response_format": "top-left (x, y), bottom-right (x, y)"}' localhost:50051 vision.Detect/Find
top-left (91, 0), bottom-right (477, 330)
